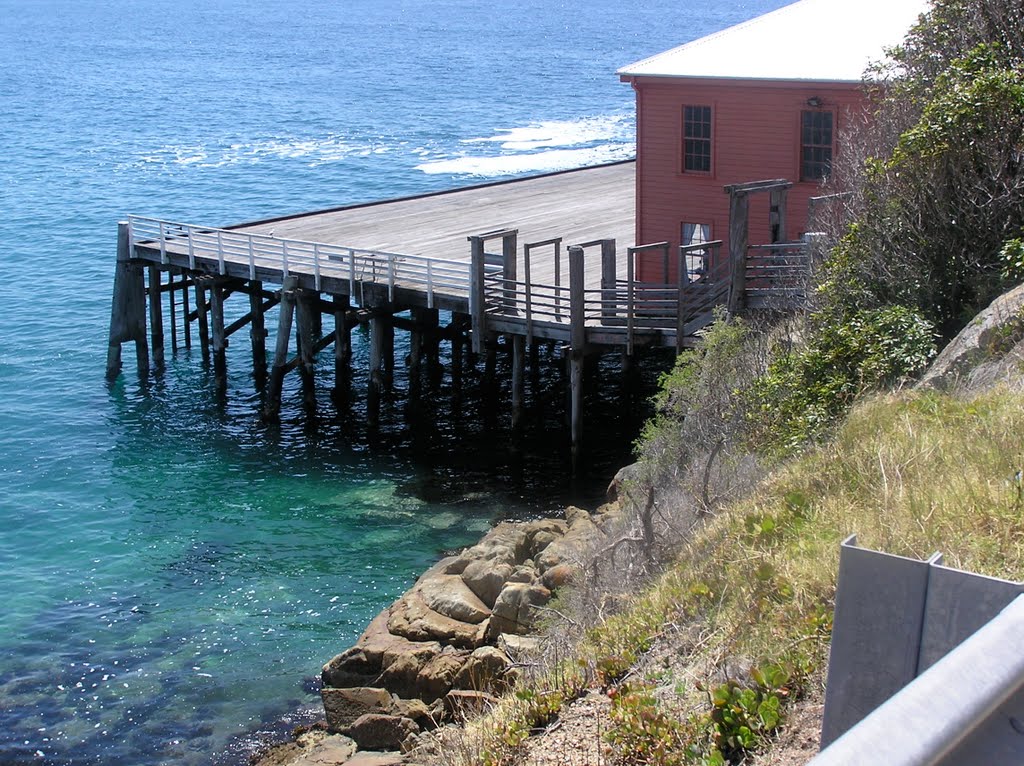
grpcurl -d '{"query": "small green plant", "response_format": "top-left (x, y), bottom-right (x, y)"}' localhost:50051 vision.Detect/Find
top-left (607, 682), bottom-right (694, 765)
top-left (702, 663), bottom-right (793, 763)
top-left (999, 237), bottom-right (1024, 283)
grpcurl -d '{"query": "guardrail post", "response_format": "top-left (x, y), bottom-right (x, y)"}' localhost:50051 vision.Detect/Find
top-left (676, 247), bottom-right (687, 353)
top-left (469, 236), bottom-right (486, 354)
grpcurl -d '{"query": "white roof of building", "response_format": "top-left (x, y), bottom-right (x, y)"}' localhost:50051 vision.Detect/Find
top-left (618, 0), bottom-right (930, 83)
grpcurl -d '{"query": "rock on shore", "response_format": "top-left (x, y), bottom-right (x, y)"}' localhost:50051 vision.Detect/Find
top-left (281, 503), bottom-right (619, 765)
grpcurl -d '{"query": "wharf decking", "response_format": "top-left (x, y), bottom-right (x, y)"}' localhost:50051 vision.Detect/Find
top-left (107, 162), bottom-right (810, 461)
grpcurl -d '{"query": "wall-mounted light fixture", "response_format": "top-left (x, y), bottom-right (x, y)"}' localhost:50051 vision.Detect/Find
top-left (806, 96), bottom-right (822, 108)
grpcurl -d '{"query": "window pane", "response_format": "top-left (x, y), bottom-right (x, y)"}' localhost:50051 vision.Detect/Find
top-left (683, 105), bottom-right (712, 172)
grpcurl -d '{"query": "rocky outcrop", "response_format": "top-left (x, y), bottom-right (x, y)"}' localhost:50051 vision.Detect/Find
top-left (918, 283), bottom-right (1024, 393)
top-left (316, 503), bottom-right (622, 762)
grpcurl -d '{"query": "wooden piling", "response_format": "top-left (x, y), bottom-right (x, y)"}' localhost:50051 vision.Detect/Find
top-left (295, 288), bottom-right (318, 408)
top-left (333, 294), bottom-right (351, 401)
top-left (196, 279), bottom-right (211, 366)
top-left (106, 221), bottom-right (149, 378)
top-left (511, 334), bottom-right (525, 429)
top-left (368, 314), bottom-right (387, 426)
top-left (209, 282), bottom-right (228, 393)
top-left (265, 276), bottom-right (297, 420)
top-left (148, 265), bottom-right (165, 369)
top-left (568, 244), bottom-right (587, 467)
top-left (169, 271), bottom-right (179, 353)
top-left (182, 271), bottom-right (192, 350)
top-left (249, 280), bottom-right (267, 388)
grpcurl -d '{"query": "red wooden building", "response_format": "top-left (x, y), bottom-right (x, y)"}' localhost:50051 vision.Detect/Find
top-left (617, 0), bottom-right (928, 282)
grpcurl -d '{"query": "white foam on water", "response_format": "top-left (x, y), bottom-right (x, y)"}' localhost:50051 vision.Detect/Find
top-left (415, 143), bottom-right (635, 177)
top-left (462, 114), bottom-right (632, 151)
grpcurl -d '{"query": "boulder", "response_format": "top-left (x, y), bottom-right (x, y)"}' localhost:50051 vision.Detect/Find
top-left (918, 283), bottom-right (1024, 392)
top-left (453, 646), bottom-right (513, 691)
top-left (460, 559), bottom-right (513, 608)
top-left (377, 652), bottom-right (424, 699)
top-left (391, 696), bottom-right (434, 728)
top-left (416, 650), bottom-right (468, 702)
top-left (508, 564), bottom-right (537, 584)
top-left (536, 513), bottom-right (603, 573)
top-left (322, 687), bottom-right (395, 732)
top-left (343, 713), bottom-right (418, 751)
top-left (607, 462), bottom-right (640, 503)
top-left (417, 574), bottom-right (491, 624)
top-left (387, 591), bottom-right (482, 648)
top-left (498, 633), bottom-right (541, 659)
top-left (283, 733), bottom-right (358, 766)
top-left (322, 646), bottom-right (379, 690)
top-left (541, 563), bottom-right (575, 590)
top-left (485, 582), bottom-right (551, 641)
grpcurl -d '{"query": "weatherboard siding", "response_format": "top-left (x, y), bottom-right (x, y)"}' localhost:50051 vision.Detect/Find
top-left (630, 77), bottom-right (864, 282)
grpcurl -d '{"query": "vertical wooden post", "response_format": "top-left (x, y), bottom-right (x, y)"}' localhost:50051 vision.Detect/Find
top-left (469, 236), bottom-right (486, 354)
top-left (368, 313), bottom-right (385, 427)
top-left (769, 188), bottom-right (788, 244)
top-left (106, 222), bottom-right (149, 378)
top-left (148, 265), bottom-right (165, 369)
top-left (502, 230), bottom-right (517, 312)
top-left (600, 239), bottom-right (617, 324)
top-left (511, 334), bottom-right (525, 429)
top-left (727, 191), bottom-right (750, 315)
top-left (170, 273), bottom-right (180, 353)
top-left (265, 276), bottom-right (297, 420)
top-left (182, 271), bottom-right (192, 350)
top-left (196, 279), bottom-right (211, 366)
top-left (332, 294), bottom-right (351, 401)
top-left (250, 280), bottom-right (267, 389)
top-left (568, 245), bottom-right (586, 469)
top-left (451, 319), bottom-right (464, 389)
top-left (382, 319), bottom-right (395, 392)
top-left (295, 288), bottom-right (317, 408)
top-left (676, 246), bottom-right (687, 354)
top-left (210, 281), bottom-right (228, 394)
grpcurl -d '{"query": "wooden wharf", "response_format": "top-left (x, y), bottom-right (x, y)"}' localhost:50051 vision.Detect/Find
top-left (106, 162), bottom-right (810, 464)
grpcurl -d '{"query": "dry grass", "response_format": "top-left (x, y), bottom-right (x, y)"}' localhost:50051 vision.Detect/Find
top-left (414, 385), bottom-right (1024, 766)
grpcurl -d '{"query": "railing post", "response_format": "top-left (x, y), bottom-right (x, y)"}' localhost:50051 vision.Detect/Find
top-left (469, 236), bottom-right (486, 354)
top-left (502, 231), bottom-right (517, 313)
top-left (727, 191), bottom-right (749, 315)
top-left (600, 239), bottom-right (616, 325)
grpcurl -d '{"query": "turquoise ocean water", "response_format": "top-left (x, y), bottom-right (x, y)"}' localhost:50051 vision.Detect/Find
top-left (0, 1), bottom-right (786, 763)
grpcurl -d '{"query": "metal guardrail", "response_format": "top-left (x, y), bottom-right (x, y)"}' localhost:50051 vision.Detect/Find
top-left (811, 594), bottom-right (1024, 765)
top-left (813, 536), bottom-right (1024, 765)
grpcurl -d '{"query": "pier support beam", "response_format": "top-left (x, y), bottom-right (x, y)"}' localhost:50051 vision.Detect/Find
top-left (569, 244), bottom-right (586, 470)
top-left (511, 335), bottom-right (525, 429)
top-left (196, 279), bottom-right (211, 366)
top-left (295, 288), bottom-right (318, 409)
top-left (106, 221), bottom-right (149, 379)
top-left (265, 276), bottom-right (297, 421)
top-left (569, 353), bottom-right (584, 470)
top-left (368, 314), bottom-right (386, 427)
top-left (210, 282), bottom-right (228, 394)
top-left (148, 265), bottom-right (165, 370)
top-left (181, 271), bottom-right (192, 350)
top-left (249, 280), bottom-right (267, 388)
top-left (333, 294), bottom-right (351, 402)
